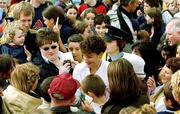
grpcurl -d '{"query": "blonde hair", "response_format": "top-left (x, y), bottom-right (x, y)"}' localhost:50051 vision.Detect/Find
top-left (132, 104), bottom-right (156, 114)
top-left (0, 21), bottom-right (26, 45)
top-left (10, 63), bottom-right (40, 93)
top-left (119, 106), bottom-right (137, 114)
top-left (171, 70), bottom-right (180, 98)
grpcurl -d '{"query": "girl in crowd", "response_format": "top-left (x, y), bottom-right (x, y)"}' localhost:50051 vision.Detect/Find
top-left (101, 59), bottom-right (149, 113)
top-left (0, 21), bottom-right (31, 63)
top-left (65, 4), bottom-right (79, 23)
top-left (142, 7), bottom-right (165, 47)
top-left (94, 14), bottom-right (110, 38)
top-left (43, 5), bottom-right (73, 45)
top-left (2, 63), bottom-right (42, 114)
top-left (82, 8), bottom-right (97, 30)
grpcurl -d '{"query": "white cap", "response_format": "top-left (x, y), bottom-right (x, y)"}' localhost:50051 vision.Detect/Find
top-left (123, 53), bottom-right (146, 79)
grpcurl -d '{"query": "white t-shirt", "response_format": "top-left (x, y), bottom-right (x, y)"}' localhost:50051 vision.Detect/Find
top-left (73, 61), bottom-right (109, 86)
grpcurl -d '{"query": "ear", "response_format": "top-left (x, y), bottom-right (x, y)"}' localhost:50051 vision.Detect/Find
top-left (48, 89), bottom-right (51, 96)
top-left (87, 91), bottom-right (95, 98)
top-left (98, 52), bottom-right (104, 58)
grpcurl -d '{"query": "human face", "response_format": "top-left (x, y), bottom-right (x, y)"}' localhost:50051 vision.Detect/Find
top-left (161, 50), bottom-right (172, 61)
top-left (106, 40), bottom-right (120, 56)
top-left (132, 47), bottom-right (141, 57)
top-left (13, 30), bottom-right (26, 46)
top-left (68, 42), bottom-right (83, 62)
top-left (40, 42), bottom-right (59, 61)
top-left (66, 8), bottom-right (77, 20)
top-left (145, 14), bottom-right (154, 25)
top-left (144, 2), bottom-right (151, 13)
top-left (95, 22), bottom-right (107, 38)
top-left (177, 0), bottom-right (180, 11)
top-left (43, 17), bottom-right (54, 29)
top-left (83, 26), bottom-right (92, 39)
top-left (168, 2), bottom-right (179, 14)
top-left (85, 12), bottom-right (95, 29)
top-left (166, 21), bottom-right (180, 46)
top-left (176, 45), bottom-right (180, 57)
top-left (83, 53), bottom-right (102, 69)
top-left (159, 65), bottom-right (173, 84)
top-left (129, 0), bottom-right (139, 13)
top-left (19, 13), bottom-right (32, 32)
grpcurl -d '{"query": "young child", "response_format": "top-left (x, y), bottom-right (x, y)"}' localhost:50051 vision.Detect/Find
top-left (81, 74), bottom-right (107, 114)
top-left (0, 21), bottom-right (31, 63)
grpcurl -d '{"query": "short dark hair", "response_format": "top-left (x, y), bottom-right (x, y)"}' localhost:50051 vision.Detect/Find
top-left (43, 6), bottom-right (65, 25)
top-left (166, 57), bottom-right (180, 74)
top-left (0, 54), bottom-right (15, 80)
top-left (94, 14), bottom-right (110, 26)
top-left (144, 0), bottom-right (160, 8)
top-left (80, 35), bottom-right (106, 55)
top-left (40, 76), bottom-right (55, 102)
top-left (81, 74), bottom-right (106, 97)
top-left (65, 4), bottom-right (78, 13)
top-left (67, 34), bottom-right (84, 45)
top-left (36, 28), bottom-right (59, 47)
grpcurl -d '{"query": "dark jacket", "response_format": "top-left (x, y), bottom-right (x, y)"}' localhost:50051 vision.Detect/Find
top-left (32, 51), bottom-right (59, 82)
top-left (51, 106), bottom-right (91, 114)
top-left (101, 93), bottom-right (150, 114)
top-left (0, 44), bottom-right (27, 63)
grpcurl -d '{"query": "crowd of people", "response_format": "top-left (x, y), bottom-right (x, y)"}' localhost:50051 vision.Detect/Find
top-left (0, 0), bottom-right (180, 113)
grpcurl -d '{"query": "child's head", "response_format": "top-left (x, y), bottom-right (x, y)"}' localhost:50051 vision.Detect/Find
top-left (94, 14), bottom-right (110, 38)
top-left (1, 21), bottom-right (26, 45)
top-left (81, 74), bottom-right (106, 98)
top-left (163, 82), bottom-right (180, 110)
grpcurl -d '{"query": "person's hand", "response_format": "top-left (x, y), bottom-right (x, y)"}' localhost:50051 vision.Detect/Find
top-left (24, 46), bottom-right (32, 61)
top-left (147, 76), bottom-right (156, 94)
top-left (58, 61), bottom-right (71, 74)
top-left (71, 60), bottom-right (79, 69)
top-left (81, 100), bottom-right (94, 112)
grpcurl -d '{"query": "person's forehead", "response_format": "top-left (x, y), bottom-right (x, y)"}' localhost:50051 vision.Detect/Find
top-left (19, 13), bottom-right (33, 19)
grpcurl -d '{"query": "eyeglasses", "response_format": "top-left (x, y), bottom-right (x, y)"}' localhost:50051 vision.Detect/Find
top-left (42, 45), bottom-right (58, 51)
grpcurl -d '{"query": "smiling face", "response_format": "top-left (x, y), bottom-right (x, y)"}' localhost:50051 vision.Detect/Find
top-left (95, 22), bottom-right (107, 38)
top-left (159, 65), bottom-right (173, 84)
top-left (40, 42), bottom-right (59, 61)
